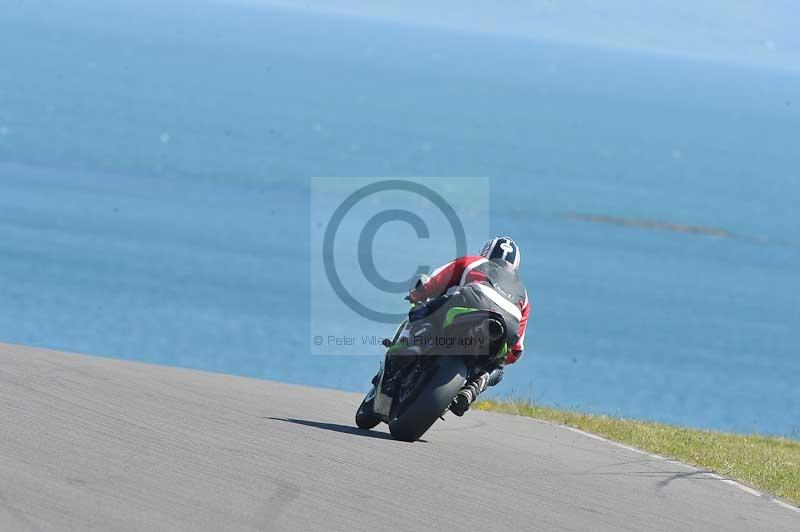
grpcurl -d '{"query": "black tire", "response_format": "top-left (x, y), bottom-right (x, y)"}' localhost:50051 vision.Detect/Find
top-left (388, 356), bottom-right (467, 442)
top-left (355, 389), bottom-right (381, 429)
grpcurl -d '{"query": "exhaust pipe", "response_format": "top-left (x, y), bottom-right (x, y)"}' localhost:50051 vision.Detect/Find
top-left (481, 318), bottom-right (505, 342)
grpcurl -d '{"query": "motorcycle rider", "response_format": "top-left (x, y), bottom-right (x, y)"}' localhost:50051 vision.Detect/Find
top-left (405, 236), bottom-right (530, 416)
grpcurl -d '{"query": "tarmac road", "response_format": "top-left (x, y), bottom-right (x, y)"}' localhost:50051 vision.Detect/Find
top-left (1, 342), bottom-right (797, 531)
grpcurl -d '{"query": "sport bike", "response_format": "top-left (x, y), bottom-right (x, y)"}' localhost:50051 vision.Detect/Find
top-left (355, 300), bottom-right (509, 441)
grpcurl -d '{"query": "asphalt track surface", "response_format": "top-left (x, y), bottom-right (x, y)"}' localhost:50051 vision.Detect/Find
top-left (1, 343), bottom-right (798, 531)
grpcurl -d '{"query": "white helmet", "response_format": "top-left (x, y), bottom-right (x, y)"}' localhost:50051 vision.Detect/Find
top-left (479, 236), bottom-right (520, 271)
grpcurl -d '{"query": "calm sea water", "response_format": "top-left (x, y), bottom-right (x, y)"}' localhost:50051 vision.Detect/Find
top-left (1, 1), bottom-right (798, 435)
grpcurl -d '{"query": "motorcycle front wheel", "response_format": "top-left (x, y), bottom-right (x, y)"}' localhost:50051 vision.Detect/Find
top-left (355, 387), bottom-right (381, 429)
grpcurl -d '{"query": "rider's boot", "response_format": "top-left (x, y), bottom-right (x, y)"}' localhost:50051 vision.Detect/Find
top-left (450, 366), bottom-right (504, 417)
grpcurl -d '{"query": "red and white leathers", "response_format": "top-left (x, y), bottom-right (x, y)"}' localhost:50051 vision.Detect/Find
top-left (408, 256), bottom-right (530, 364)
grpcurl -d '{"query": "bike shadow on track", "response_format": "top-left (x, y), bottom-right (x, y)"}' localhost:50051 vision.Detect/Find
top-left (264, 417), bottom-right (427, 442)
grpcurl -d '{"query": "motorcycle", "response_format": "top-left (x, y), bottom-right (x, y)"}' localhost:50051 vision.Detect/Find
top-left (355, 298), bottom-right (509, 441)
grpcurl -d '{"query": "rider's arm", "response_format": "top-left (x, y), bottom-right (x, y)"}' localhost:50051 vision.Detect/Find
top-left (506, 292), bottom-right (530, 364)
top-left (409, 257), bottom-right (472, 302)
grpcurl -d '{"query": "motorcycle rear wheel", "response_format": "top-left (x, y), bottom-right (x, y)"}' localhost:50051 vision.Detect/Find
top-left (388, 356), bottom-right (467, 442)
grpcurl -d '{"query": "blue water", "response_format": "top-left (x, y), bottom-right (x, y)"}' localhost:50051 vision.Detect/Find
top-left (1, 1), bottom-right (799, 435)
